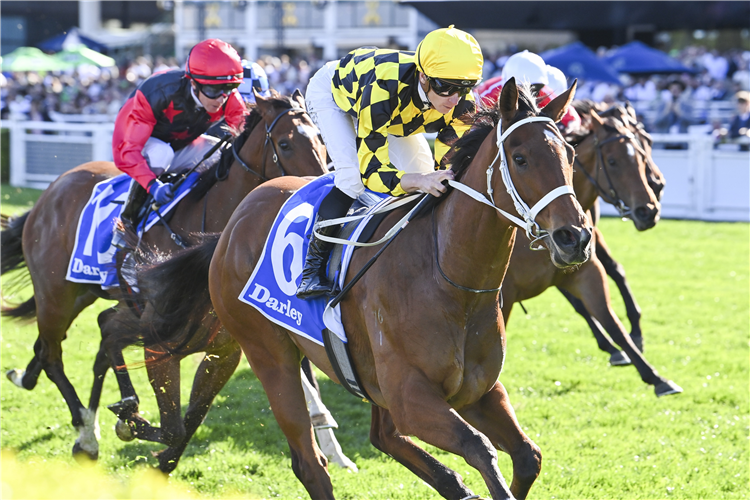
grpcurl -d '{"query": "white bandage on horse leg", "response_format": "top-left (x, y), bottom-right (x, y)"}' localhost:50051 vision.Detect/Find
top-left (6, 368), bottom-right (26, 388)
top-left (74, 407), bottom-right (101, 458)
top-left (300, 368), bottom-right (338, 429)
top-left (315, 427), bottom-right (358, 472)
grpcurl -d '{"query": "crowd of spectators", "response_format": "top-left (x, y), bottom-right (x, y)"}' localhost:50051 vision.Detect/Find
top-left (0, 52), bottom-right (323, 123)
top-left (2, 43), bottom-right (749, 145)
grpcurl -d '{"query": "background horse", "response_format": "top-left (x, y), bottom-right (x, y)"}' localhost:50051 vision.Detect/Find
top-left (0, 91), bottom-right (328, 461)
top-left (129, 79), bottom-right (591, 499)
top-left (556, 101), bottom-right (667, 360)
top-left (499, 107), bottom-right (682, 397)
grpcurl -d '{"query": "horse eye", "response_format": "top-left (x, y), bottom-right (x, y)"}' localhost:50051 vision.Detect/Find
top-left (278, 140), bottom-right (291, 151)
top-left (607, 158), bottom-right (617, 167)
top-left (513, 155), bottom-right (527, 166)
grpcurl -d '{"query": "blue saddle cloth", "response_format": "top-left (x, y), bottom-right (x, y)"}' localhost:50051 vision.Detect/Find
top-left (66, 172), bottom-right (201, 288)
top-left (238, 173), bottom-right (389, 346)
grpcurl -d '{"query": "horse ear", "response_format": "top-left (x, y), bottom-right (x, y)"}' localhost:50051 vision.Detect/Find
top-left (590, 108), bottom-right (604, 129)
top-left (543, 79), bottom-right (577, 123)
top-left (498, 76), bottom-right (519, 123)
top-left (624, 101), bottom-right (637, 120)
top-left (291, 88), bottom-right (306, 109)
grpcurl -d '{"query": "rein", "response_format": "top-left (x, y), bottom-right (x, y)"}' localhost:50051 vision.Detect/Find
top-left (448, 115), bottom-right (575, 250)
top-left (433, 115), bottom-right (576, 294)
top-left (322, 115), bottom-right (577, 297)
top-left (232, 107), bottom-right (305, 181)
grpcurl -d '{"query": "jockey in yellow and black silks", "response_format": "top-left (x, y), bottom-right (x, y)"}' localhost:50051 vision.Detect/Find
top-left (297, 25), bottom-right (483, 299)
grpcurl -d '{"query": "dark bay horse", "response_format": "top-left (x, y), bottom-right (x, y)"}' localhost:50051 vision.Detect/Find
top-left (130, 79), bottom-right (592, 499)
top-left (0, 91), bottom-right (328, 460)
top-left (499, 107), bottom-right (682, 397)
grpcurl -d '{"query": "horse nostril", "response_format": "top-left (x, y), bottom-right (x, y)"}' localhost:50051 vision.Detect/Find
top-left (552, 227), bottom-right (578, 250)
top-left (634, 206), bottom-right (655, 222)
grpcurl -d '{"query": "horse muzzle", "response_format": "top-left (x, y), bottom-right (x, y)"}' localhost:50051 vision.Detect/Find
top-left (632, 202), bottom-right (661, 231)
top-left (548, 224), bottom-right (593, 268)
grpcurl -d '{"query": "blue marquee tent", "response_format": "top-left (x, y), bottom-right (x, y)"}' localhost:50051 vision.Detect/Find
top-left (37, 27), bottom-right (109, 54)
top-left (602, 41), bottom-right (695, 74)
top-left (541, 42), bottom-right (622, 84)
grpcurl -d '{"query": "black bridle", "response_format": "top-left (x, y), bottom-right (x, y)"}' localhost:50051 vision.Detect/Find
top-left (232, 107), bottom-right (307, 181)
top-left (574, 129), bottom-right (650, 219)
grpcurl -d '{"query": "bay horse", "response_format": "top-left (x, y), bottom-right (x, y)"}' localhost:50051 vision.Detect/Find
top-left (0, 91), bottom-right (328, 461)
top-left (556, 101), bottom-right (667, 362)
top-left (129, 78), bottom-right (592, 499)
top-left (499, 107), bottom-right (682, 397)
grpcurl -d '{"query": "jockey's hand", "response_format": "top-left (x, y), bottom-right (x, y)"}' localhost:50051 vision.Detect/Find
top-left (150, 180), bottom-right (175, 205)
top-left (400, 170), bottom-right (455, 197)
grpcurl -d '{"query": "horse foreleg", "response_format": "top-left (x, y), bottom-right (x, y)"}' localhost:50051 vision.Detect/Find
top-left (459, 381), bottom-right (541, 500)
top-left (299, 367), bottom-right (358, 471)
top-left (564, 262), bottom-right (682, 397)
top-left (387, 376), bottom-right (514, 500)
top-left (98, 305), bottom-right (150, 442)
top-left (88, 307), bottom-right (120, 412)
top-left (594, 228), bottom-right (644, 351)
top-left (370, 405), bottom-right (473, 498)
top-left (557, 286), bottom-right (627, 365)
top-left (155, 335), bottom-right (242, 473)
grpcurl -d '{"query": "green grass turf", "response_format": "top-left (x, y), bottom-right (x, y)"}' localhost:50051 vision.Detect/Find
top-left (1, 184), bottom-right (748, 499)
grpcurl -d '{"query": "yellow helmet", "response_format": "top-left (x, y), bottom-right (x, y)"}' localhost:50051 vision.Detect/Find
top-left (415, 25), bottom-right (483, 83)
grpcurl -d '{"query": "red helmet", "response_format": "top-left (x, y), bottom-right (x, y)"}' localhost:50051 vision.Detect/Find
top-left (185, 39), bottom-right (243, 85)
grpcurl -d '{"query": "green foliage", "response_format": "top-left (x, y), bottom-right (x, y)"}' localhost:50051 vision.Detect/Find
top-left (1, 185), bottom-right (748, 499)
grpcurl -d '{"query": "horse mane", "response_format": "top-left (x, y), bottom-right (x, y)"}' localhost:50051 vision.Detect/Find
top-left (188, 94), bottom-right (299, 201)
top-left (413, 83), bottom-right (539, 216)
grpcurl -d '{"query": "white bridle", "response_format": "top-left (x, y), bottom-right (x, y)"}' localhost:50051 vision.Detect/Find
top-left (315, 116), bottom-right (576, 251)
top-left (448, 115), bottom-right (576, 249)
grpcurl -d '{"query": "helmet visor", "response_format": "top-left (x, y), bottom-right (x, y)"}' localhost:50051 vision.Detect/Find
top-left (198, 82), bottom-right (240, 99)
top-left (429, 77), bottom-right (477, 97)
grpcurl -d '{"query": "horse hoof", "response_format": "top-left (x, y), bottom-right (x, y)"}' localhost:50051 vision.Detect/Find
top-left (655, 380), bottom-right (683, 397)
top-left (329, 453), bottom-right (358, 472)
top-left (72, 442), bottom-right (98, 462)
top-left (157, 454), bottom-right (179, 474)
top-left (115, 419), bottom-right (136, 442)
top-left (609, 351), bottom-right (632, 366)
top-left (107, 396), bottom-right (139, 419)
top-left (6, 369), bottom-right (25, 388)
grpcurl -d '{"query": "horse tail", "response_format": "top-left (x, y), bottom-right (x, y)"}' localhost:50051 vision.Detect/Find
top-left (1, 212), bottom-right (37, 321)
top-left (112, 234), bottom-right (221, 359)
top-left (1, 211), bottom-right (29, 275)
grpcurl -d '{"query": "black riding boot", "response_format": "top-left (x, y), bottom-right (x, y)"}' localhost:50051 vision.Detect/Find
top-left (112, 181), bottom-right (148, 251)
top-left (295, 215), bottom-right (339, 299)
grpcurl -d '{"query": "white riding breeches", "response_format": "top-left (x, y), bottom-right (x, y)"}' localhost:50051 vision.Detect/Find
top-left (142, 134), bottom-right (221, 176)
top-left (305, 60), bottom-right (434, 199)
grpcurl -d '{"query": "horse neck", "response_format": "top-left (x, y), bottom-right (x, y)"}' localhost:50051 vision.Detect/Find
top-left (197, 129), bottom-right (268, 231)
top-left (437, 135), bottom-right (517, 299)
top-left (572, 135), bottom-right (600, 211)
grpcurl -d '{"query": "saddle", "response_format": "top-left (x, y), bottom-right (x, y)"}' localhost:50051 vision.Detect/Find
top-left (322, 196), bottom-right (419, 405)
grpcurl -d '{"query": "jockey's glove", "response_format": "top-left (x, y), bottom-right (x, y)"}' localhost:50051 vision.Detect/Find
top-left (150, 180), bottom-right (175, 205)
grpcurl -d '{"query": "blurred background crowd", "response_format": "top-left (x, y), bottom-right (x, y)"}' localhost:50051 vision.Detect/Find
top-left (3, 44), bottom-right (749, 145)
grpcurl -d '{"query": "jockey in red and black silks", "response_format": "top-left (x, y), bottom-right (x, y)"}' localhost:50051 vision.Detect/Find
top-left (111, 38), bottom-right (247, 250)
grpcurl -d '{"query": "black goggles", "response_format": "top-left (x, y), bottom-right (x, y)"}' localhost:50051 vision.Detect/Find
top-left (198, 82), bottom-right (240, 99)
top-left (428, 77), bottom-right (477, 97)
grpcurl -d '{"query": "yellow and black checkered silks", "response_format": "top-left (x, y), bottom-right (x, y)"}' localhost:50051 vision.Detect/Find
top-left (331, 48), bottom-right (475, 196)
